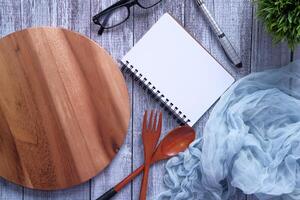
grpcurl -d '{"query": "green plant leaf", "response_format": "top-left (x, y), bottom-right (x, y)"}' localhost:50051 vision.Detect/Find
top-left (255, 0), bottom-right (300, 50)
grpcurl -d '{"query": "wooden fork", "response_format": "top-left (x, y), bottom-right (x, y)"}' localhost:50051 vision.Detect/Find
top-left (139, 111), bottom-right (162, 200)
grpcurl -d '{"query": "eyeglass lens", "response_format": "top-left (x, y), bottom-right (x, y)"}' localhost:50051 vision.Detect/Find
top-left (98, 6), bottom-right (129, 28)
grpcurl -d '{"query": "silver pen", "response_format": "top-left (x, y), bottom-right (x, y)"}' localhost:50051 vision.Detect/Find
top-left (196, 0), bottom-right (242, 68)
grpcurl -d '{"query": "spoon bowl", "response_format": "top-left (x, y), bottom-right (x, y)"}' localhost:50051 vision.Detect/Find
top-left (152, 125), bottom-right (195, 162)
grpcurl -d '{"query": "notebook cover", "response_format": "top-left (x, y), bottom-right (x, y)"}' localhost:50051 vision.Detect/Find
top-left (122, 13), bottom-right (235, 126)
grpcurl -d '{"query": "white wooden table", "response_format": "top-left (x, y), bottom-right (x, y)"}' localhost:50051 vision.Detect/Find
top-left (0, 0), bottom-right (299, 199)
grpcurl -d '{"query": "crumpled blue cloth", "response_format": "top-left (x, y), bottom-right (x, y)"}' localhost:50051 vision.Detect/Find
top-left (158, 60), bottom-right (300, 200)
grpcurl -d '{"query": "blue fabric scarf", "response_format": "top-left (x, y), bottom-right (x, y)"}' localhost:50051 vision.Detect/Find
top-left (158, 60), bottom-right (300, 200)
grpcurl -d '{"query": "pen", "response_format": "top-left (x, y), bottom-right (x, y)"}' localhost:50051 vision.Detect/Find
top-left (196, 0), bottom-right (242, 68)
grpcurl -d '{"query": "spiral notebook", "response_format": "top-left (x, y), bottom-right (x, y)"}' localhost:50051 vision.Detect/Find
top-left (121, 13), bottom-right (235, 126)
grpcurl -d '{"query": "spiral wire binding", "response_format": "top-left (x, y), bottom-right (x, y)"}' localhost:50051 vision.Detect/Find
top-left (122, 61), bottom-right (191, 125)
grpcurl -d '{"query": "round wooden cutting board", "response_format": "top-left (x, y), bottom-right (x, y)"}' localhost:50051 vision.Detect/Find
top-left (0, 28), bottom-right (130, 190)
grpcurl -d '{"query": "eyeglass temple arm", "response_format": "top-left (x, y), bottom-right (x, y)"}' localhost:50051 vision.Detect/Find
top-left (97, 14), bottom-right (112, 35)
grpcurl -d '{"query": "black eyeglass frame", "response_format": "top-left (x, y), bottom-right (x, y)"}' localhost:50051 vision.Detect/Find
top-left (93, 0), bottom-right (162, 35)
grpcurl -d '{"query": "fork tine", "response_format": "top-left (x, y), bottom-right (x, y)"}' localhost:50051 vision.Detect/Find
top-left (152, 111), bottom-right (158, 131)
top-left (156, 112), bottom-right (163, 133)
top-left (148, 110), bottom-right (154, 129)
top-left (142, 111), bottom-right (148, 131)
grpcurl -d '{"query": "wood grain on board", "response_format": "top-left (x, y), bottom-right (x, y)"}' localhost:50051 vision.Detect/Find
top-left (20, 1), bottom-right (94, 199)
top-left (0, 27), bottom-right (130, 190)
top-left (0, 1), bottom-right (24, 199)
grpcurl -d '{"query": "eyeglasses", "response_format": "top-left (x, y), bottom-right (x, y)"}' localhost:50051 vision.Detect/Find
top-left (92, 0), bottom-right (163, 35)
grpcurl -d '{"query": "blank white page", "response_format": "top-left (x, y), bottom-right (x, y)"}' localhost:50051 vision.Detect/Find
top-left (122, 13), bottom-right (235, 126)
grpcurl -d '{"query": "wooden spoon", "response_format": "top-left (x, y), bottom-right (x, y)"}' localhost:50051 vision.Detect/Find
top-left (97, 125), bottom-right (196, 200)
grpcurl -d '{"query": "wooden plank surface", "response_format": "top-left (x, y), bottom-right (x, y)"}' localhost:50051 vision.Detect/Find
top-left (184, 0), bottom-right (252, 199)
top-left (208, 0), bottom-right (252, 199)
top-left (251, 6), bottom-right (291, 72)
top-left (0, 0), bottom-right (298, 199)
top-left (295, 46), bottom-right (300, 60)
top-left (247, 6), bottom-right (296, 200)
top-left (132, 2), bottom-right (184, 200)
